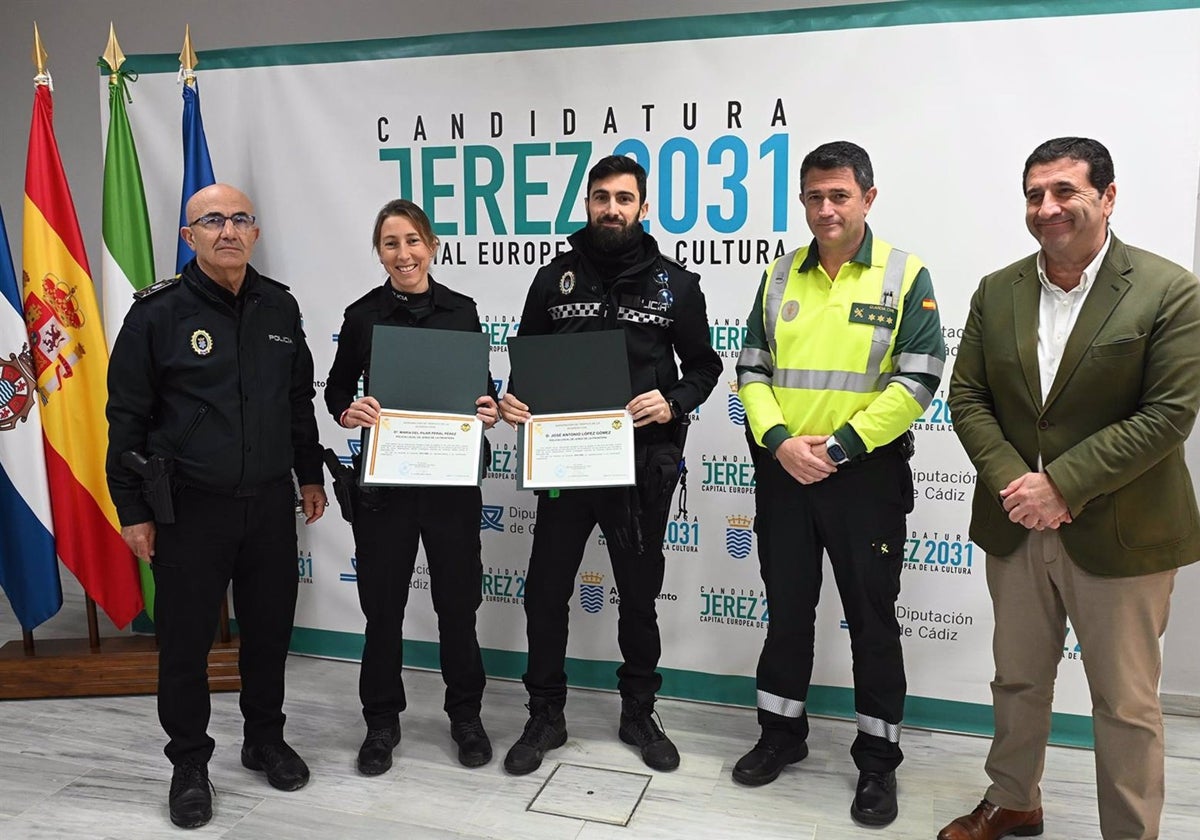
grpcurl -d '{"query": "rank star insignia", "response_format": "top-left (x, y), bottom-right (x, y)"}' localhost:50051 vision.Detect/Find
top-left (190, 329), bottom-right (213, 356)
top-left (559, 270), bottom-right (576, 295)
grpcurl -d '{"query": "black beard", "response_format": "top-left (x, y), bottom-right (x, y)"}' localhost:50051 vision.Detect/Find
top-left (588, 219), bottom-right (642, 253)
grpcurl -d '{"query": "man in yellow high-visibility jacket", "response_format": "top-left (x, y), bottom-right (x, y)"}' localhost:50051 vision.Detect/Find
top-left (733, 141), bottom-right (945, 828)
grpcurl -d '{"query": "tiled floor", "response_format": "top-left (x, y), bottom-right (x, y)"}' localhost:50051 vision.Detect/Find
top-left (1, 592), bottom-right (1198, 838)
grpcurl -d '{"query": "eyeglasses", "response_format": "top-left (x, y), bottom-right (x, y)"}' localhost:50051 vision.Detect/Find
top-left (189, 212), bottom-right (257, 231)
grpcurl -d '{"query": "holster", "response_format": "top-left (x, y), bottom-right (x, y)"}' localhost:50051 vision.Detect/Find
top-left (322, 448), bottom-right (357, 523)
top-left (120, 450), bottom-right (175, 524)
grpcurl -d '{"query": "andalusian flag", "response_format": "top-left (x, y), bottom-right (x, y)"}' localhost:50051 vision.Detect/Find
top-left (177, 26), bottom-right (216, 272)
top-left (23, 38), bottom-right (142, 629)
top-left (100, 30), bottom-right (157, 619)
top-left (0, 202), bottom-right (61, 631)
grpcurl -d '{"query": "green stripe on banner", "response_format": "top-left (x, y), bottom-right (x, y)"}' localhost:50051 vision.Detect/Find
top-left (283, 626), bottom-right (1095, 748)
top-left (116, 0), bottom-right (1197, 75)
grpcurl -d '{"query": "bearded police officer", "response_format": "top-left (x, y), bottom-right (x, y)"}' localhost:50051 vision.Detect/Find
top-left (106, 184), bottom-right (326, 829)
top-left (499, 155), bottom-right (721, 775)
top-left (734, 141), bottom-right (944, 827)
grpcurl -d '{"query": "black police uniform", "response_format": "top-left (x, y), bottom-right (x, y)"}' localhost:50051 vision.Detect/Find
top-left (106, 259), bottom-right (323, 767)
top-left (325, 277), bottom-right (493, 731)
top-left (515, 229), bottom-right (721, 708)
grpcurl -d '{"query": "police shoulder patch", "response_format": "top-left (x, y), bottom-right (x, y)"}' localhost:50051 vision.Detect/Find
top-left (258, 275), bottom-right (291, 292)
top-left (133, 276), bottom-right (180, 300)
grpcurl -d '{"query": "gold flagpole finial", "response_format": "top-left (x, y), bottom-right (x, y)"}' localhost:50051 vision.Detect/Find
top-left (179, 25), bottom-right (198, 85)
top-left (102, 22), bottom-right (126, 79)
top-left (33, 22), bottom-right (48, 77)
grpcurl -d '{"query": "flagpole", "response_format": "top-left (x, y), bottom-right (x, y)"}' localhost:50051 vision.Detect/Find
top-left (0, 25), bottom-right (240, 699)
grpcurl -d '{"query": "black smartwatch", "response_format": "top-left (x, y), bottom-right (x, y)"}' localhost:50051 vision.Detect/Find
top-left (825, 435), bottom-right (850, 465)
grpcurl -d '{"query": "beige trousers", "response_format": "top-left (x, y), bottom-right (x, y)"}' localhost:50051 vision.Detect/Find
top-left (984, 529), bottom-right (1175, 840)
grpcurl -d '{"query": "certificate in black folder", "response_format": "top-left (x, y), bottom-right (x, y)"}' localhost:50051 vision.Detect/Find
top-left (360, 325), bottom-right (489, 487)
top-left (369, 325), bottom-right (489, 414)
top-left (507, 331), bottom-right (635, 490)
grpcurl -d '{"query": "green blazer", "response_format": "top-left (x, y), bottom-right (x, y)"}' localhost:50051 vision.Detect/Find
top-left (948, 234), bottom-right (1200, 576)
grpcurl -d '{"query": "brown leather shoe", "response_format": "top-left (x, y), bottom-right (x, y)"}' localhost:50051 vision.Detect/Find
top-left (937, 799), bottom-right (1044, 840)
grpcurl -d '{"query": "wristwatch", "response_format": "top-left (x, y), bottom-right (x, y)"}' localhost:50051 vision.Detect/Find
top-left (825, 435), bottom-right (850, 465)
top-left (668, 398), bottom-right (683, 420)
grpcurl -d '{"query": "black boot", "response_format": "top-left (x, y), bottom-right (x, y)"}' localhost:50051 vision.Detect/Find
top-left (503, 702), bottom-right (567, 775)
top-left (450, 717), bottom-right (493, 768)
top-left (618, 697), bottom-right (680, 771)
top-left (357, 724), bottom-right (401, 776)
top-left (731, 735), bottom-right (808, 786)
top-left (168, 760), bottom-right (213, 829)
top-left (240, 740), bottom-right (310, 791)
top-left (851, 770), bottom-right (898, 826)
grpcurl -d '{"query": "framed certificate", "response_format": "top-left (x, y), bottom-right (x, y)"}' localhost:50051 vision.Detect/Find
top-left (517, 409), bottom-right (635, 490)
top-left (361, 409), bottom-right (483, 487)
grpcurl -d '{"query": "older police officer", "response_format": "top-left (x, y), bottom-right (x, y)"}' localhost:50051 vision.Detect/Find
top-left (106, 183), bottom-right (326, 829)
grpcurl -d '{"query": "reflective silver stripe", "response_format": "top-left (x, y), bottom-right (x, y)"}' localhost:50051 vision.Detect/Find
top-left (862, 247), bottom-right (910, 377)
top-left (617, 306), bottom-right (672, 328)
top-left (895, 352), bottom-right (944, 377)
top-left (763, 248), bottom-right (801, 353)
top-left (737, 347), bottom-right (773, 370)
top-left (737, 371), bottom-right (772, 388)
top-left (549, 302), bottom-right (602, 321)
top-left (891, 375), bottom-right (934, 409)
top-left (856, 713), bottom-right (901, 743)
top-left (773, 368), bottom-right (887, 394)
top-left (880, 247), bottom-right (908, 306)
top-left (757, 689), bottom-right (805, 718)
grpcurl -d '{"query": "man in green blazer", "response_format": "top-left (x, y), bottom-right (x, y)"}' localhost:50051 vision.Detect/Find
top-left (940, 137), bottom-right (1200, 840)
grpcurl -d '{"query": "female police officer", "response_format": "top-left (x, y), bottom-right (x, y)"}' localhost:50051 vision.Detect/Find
top-left (326, 199), bottom-right (498, 775)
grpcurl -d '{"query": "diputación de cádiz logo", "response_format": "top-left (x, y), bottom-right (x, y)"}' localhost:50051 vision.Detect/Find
top-left (480, 504), bottom-right (504, 532)
top-left (579, 571), bottom-right (605, 614)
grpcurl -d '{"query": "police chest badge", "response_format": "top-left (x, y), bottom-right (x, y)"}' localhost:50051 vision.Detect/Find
top-left (781, 300), bottom-right (800, 321)
top-left (558, 270), bottom-right (576, 295)
top-left (190, 329), bottom-right (213, 356)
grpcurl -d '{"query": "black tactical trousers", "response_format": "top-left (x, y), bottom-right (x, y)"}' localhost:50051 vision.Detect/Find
top-left (352, 485), bottom-right (486, 728)
top-left (153, 481), bottom-right (298, 765)
top-left (753, 446), bottom-right (912, 773)
top-left (522, 485), bottom-right (672, 708)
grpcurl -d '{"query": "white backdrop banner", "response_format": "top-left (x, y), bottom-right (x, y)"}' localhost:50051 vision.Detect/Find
top-left (107, 1), bottom-right (1200, 745)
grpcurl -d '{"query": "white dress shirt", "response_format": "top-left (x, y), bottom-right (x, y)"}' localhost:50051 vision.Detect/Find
top-left (1036, 231), bottom-right (1112, 402)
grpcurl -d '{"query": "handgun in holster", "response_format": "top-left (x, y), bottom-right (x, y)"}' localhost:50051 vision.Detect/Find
top-left (322, 448), bottom-right (357, 523)
top-left (120, 450), bottom-right (175, 524)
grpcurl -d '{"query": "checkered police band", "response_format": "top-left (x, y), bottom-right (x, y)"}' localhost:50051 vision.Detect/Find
top-left (548, 302), bottom-right (603, 321)
top-left (617, 307), bottom-right (673, 328)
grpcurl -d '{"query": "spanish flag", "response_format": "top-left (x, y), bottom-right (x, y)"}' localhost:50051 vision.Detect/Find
top-left (23, 38), bottom-right (142, 629)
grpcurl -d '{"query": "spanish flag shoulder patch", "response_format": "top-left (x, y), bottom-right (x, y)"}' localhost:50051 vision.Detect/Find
top-left (921, 298), bottom-right (937, 310)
